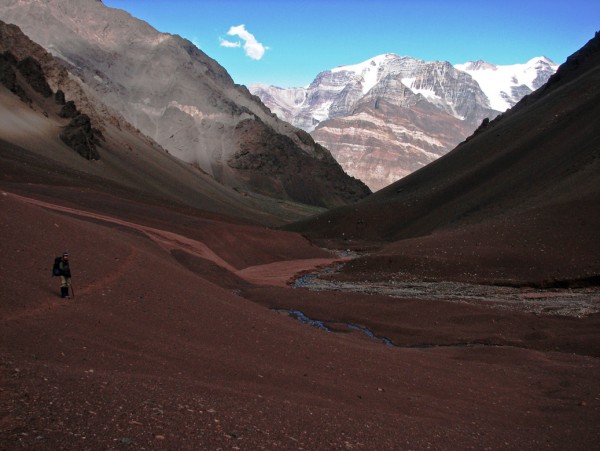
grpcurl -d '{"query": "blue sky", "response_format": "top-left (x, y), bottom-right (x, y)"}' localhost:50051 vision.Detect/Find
top-left (102, 0), bottom-right (599, 88)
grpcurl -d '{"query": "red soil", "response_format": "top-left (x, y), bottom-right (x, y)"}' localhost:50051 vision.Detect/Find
top-left (1, 189), bottom-right (599, 449)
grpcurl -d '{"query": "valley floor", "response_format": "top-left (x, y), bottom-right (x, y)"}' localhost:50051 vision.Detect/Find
top-left (1, 189), bottom-right (599, 449)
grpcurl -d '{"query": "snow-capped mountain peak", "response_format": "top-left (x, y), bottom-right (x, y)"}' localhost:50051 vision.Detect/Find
top-left (458, 60), bottom-right (497, 71)
top-left (331, 53), bottom-right (399, 94)
top-left (250, 53), bottom-right (557, 191)
top-left (455, 56), bottom-right (558, 111)
top-left (528, 56), bottom-right (555, 66)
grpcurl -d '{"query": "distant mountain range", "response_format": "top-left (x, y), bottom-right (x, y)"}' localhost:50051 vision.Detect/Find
top-left (0, 0), bottom-right (560, 195)
top-left (251, 55), bottom-right (558, 190)
top-left (0, 0), bottom-right (369, 207)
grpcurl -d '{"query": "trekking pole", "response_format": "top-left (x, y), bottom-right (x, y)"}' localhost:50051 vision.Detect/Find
top-left (70, 283), bottom-right (75, 298)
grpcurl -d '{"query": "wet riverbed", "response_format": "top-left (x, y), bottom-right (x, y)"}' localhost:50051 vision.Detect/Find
top-left (291, 265), bottom-right (600, 318)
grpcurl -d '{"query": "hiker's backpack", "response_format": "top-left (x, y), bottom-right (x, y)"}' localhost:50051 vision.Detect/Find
top-left (52, 256), bottom-right (62, 276)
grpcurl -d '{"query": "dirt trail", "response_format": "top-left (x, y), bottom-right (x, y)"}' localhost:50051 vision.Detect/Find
top-left (6, 191), bottom-right (343, 287)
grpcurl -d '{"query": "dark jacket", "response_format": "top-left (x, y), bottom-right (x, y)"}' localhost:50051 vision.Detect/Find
top-left (59, 259), bottom-right (71, 278)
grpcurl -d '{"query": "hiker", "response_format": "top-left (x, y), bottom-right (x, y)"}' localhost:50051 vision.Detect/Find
top-left (53, 252), bottom-right (72, 298)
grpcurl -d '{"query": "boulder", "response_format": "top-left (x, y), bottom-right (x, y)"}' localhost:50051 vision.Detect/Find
top-left (0, 51), bottom-right (29, 102)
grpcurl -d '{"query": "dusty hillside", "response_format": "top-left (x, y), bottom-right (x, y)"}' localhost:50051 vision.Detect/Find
top-left (0, 2), bottom-right (370, 207)
top-left (288, 33), bottom-right (600, 286)
top-left (0, 20), bottom-right (334, 226)
top-left (0, 84), bottom-right (323, 226)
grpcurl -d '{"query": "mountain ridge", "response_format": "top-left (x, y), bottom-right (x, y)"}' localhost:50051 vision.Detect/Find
top-left (0, 0), bottom-right (370, 206)
top-left (251, 53), bottom-right (557, 190)
top-left (0, 19), bottom-right (334, 226)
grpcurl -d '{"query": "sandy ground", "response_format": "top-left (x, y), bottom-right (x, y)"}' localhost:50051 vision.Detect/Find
top-left (2, 189), bottom-right (599, 449)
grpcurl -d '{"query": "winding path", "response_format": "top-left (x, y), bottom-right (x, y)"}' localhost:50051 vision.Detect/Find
top-left (7, 191), bottom-right (345, 288)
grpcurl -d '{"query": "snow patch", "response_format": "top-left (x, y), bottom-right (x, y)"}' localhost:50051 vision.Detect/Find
top-left (401, 77), bottom-right (440, 101)
top-left (455, 57), bottom-right (558, 111)
top-left (312, 100), bottom-right (333, 122)
top-left (332, 54), bottom-right (398, 95)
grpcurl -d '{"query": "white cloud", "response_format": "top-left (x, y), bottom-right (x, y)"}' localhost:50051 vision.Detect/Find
top-left (224, 24), bottom-right (268, 60)
top-left (219, 38), bottom-right (241, 48)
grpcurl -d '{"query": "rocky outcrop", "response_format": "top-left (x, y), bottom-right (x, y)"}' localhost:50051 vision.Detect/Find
top-left (0, 51), bottom-right (23, 99)
top-left (59, 113), bottom-right (101, 160)
top-left (54, 89), bottom-right (65, 105)
top-left (0, 20), bottom-right (110, 127)
top-left (229, 118), bottom-right (370, 207)
top-left (0, 22), bottom-right (102, 160)
top-left (0, 50), bottom-right (53, 103)
top-left (16, 55), bottom-right (52, 97)
top-left (58, 100), bottom-right (79, 118)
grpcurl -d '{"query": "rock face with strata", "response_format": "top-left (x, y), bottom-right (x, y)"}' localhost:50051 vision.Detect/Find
top-left (0, 0), bottom-right (369, 206)
top-left (251, 54), bottom-right (557, 191)
top-left (228, 118), bottom-right (369, 207)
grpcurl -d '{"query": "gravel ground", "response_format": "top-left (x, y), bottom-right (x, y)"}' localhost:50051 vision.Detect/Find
top-left (292, 264), bottom-right (600, 318)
